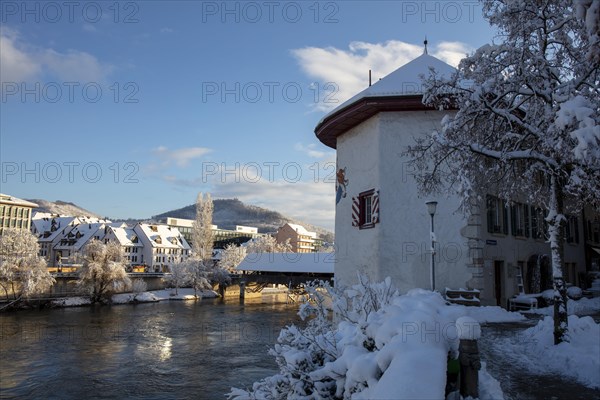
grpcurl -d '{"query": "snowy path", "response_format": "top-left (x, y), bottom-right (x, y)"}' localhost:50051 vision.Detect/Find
top-left (479, 319), bottom-right (600, 400)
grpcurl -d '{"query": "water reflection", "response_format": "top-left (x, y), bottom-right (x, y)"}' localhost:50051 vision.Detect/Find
top-left (0, 295), bottom-right (300, 400)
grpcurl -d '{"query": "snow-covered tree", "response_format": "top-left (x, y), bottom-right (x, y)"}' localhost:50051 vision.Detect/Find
top-left (130, 278), bottom-right (147, 301)
top-left (166, 261), bottom-right (191, 295)
top-left (0, 229), bottom-right (54, 303)
top-left (192, 192), bottom-right (214, 263)
top-left (245, 235), bottom-right (292, 254)
top-left (77, 240), bottom-right (131, 303)
top-left (229, 275), bottom-right (403, 399)
top-left (407, 0), bottom-right (599, 344)
top-left (218, 243), bottom-right (247, 272)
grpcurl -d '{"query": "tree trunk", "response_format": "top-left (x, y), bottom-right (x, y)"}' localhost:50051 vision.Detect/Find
top-left (549, 175), bottom-right (568, 344)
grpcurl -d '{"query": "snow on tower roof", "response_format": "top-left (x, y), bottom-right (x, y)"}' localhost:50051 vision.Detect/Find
top-left (320, 53), bottom-right (457, 124)
top-left (315, 53), bottom-right (460, 148)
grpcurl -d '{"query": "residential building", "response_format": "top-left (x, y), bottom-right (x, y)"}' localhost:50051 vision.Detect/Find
top-left (104, 226), bottom-right (145, 269)
top-left (31, 213), bottom-right (111, 265)
top-left (275, 223), bottom-right (317, 253)
top-left (134, 223), bottom-right (191, 272)
top-left (314, 50), bottom-right (589, 306)
top-left (53, 221), bottom-right (123, 265)
top-left (583, 205), bottom-right (600, 275)
top-left (0, 193), bottom-right (38, 235)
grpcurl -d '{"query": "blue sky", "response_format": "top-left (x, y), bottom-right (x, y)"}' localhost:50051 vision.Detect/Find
top-left (1, 1), bottom-right (495, 230)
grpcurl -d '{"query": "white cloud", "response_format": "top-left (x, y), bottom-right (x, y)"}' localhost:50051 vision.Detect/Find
top-left (292, 40), bottom-right (473, 111)
top-left (157, 162), bottom-right (335, 230)
top-left (294, 142), bottom-right (333, 159)
top-left (41, 49), bottom-right (113, 82)
top-left (0, 27), bottom-right (112, 84)
top-left (160, 27), bottom-right (174, 34)
top-left (213, 178), bottom-right (335, 230)
top-left (0, 28), bottom-right (41, 83)
top-left (152, 146), bottom-right (213, 168)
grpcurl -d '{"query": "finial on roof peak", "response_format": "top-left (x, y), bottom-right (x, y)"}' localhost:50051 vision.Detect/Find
top-left (423, 37), bottom-right (428, 55)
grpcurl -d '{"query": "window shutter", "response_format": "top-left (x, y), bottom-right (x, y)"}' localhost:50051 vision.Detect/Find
top-left (351, 197), bottom-right (360, 227)
top-left (372, 190), bottom-right (380, 223)
top-left (574, 217), bottom-right (579, 243)
top-left (566, 216), bottom-right (572, 243)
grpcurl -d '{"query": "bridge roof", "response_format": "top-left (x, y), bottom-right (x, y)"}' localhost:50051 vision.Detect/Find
top-left (236, 252), bottom-right (334, 274)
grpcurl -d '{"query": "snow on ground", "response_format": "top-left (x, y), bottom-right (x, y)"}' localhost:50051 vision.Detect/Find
top-left (479, 362), bottom-right (505, 400)
top-left (150, 288), bottom-right (219, 300)
top-left (523, 296), bottom-right (600, 316)
top-left (51, 296), bottom-right (91, 307)
top-left (231, 287), bottom-right (508, 400)
top-left (51, 288), bottom-right (219, 307)
top-left (447, 304), bottom-right (527, 324)
top-left (489, 315), bottom-right (600, 389)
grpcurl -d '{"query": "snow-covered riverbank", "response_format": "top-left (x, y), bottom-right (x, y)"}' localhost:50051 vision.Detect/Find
top-left (50, 288), bottom-right (219, 307)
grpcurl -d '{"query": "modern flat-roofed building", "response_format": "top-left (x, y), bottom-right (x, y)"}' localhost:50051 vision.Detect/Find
top-left (0, 194), bottom-right (38, 235)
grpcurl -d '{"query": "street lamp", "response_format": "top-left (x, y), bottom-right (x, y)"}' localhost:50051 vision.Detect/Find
top-left (426, 201), bottom-right (438, 291)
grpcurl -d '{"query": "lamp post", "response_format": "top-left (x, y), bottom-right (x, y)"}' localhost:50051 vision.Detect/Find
top-left (426, 201), bottom-right (438, 291)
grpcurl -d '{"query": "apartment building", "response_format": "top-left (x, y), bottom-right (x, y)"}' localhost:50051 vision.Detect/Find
top-left (275, 223), bottom-right (317, 253)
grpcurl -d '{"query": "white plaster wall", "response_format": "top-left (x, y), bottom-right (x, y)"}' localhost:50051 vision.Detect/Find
top-left (377, 111), bottom-right (471, 293)
top-left (335, 111), bottom-right (473, 293)
top-left (335, 116), bottom-right (381, 286)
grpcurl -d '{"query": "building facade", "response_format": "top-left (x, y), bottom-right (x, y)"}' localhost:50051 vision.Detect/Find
top-left (134, 223), bottom-right (191, 272)
top-left (314, 52), bottom-right (589, 306)
top-left (275, 223), bottom-right (317, 253)
top-left (163, 217), bottom-right (263, 249)
top-left (0, 194), bottom-right (38, 235)
top-left (104, 226), bottom-right (146, 269)
top-left (31, 213), bottom-right (112, 266)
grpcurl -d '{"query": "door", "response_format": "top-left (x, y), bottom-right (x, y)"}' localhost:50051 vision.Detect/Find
top-left (494, 260), bottom-right (504, 307)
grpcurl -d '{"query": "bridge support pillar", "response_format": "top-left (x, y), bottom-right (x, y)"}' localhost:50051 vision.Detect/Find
top-left (240, 281), bottom-right (246, 301)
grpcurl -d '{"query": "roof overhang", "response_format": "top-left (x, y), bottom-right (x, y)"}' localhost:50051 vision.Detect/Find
top-left (315, 95), bottom-right (457, 149)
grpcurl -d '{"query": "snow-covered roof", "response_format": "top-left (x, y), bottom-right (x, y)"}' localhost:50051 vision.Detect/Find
top-left (0, 193), bottom-right (38, 208)
top-left (32, 215), bottom-right (112, 243)
top-left (107, 226), bottom-right (143, 247)
top-left (236, 252), bottom-right (334, 274)
top-left (285, 223), bottom-right (317, 238)
top-left (54, 221), bottom-right (120, 251)
top-left (31, 216), bottom-right (78, 242)
top-left (315, 53), bottom-right (465, 148)
top-left (319, 53), bottom-right (456, 124)
top-left (136, 224), bottom-right (191, 250)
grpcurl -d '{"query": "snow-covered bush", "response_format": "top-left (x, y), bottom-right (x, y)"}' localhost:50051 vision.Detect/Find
top-left (131, 278), bottom-right (147, 297)
top-left (567, 286), bottom-right (583, 300)
top-left (229, 276), bottom-right (461, 400)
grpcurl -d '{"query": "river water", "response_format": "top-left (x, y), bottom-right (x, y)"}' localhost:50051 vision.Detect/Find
top-left (0, 295), bottom-right (301, 400)
top-left (2, 298), bottom-right (599, 400)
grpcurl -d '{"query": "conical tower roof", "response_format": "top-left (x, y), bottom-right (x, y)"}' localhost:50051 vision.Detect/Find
top-left (315, 53), bottom-right (457, 148)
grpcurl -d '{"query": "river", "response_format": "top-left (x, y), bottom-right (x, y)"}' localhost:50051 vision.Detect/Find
top-left (0, 295), bottom-right (301, 400)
